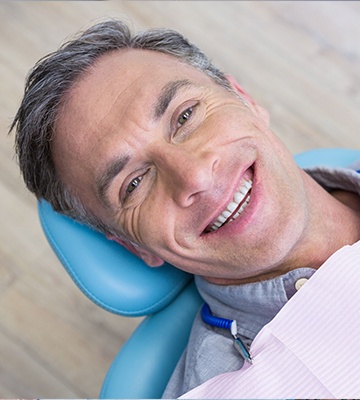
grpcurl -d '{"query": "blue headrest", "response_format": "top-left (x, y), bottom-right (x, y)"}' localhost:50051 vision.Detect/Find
top-left (294, 148), bottom-right (360, 170)
top-left (38, 200), bottom-right (192, 316)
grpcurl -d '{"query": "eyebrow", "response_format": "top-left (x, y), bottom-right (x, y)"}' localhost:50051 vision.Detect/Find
top-left (96, 79), bottom-right (193, 208)
top-left (96, 154), bottom-right (130, 209)
top-left (152, 79), bottom-right (192, 120)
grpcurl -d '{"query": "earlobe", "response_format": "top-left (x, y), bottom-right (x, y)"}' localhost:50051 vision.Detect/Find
top-left (139, 251), bottom-right (165, 267)
top-left (106, 234), bottom-right (165, 267)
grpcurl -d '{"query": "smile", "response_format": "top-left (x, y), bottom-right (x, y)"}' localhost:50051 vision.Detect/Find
top-left (205, 177), bottom-right (253, 233)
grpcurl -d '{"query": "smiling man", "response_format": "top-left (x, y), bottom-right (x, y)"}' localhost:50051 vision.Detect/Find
top-left (11, 20), bottom-right (360, 397)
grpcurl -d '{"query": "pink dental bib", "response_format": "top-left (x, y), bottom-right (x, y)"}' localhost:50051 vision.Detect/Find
top-left (181, 241), bottom-right (360, 399)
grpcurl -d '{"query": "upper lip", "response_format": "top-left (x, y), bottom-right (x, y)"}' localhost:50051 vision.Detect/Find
top-left (201, 163), bottom-right (255, 235)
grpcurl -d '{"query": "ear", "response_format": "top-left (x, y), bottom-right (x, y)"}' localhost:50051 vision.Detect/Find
top-left (106, 235), bottom-right (165, 267)
top-left (226, 75), bottom-right (270, 126)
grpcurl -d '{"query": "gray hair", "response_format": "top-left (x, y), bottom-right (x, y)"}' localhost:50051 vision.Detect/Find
top-left (11, 19), bottom-right (231, 236)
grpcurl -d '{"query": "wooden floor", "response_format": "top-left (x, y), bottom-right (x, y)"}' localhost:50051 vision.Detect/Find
top-left (1, 1), bottom-right (360, 398)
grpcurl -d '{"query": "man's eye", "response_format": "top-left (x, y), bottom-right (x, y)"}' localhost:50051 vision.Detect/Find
top-left (177, 107), bottom-right (193, 127)
top-left (126, 175), bottom-right (143, 194)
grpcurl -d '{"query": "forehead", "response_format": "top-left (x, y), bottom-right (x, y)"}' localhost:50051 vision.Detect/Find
top-left (69, 48), bottom-right (212, 116)
top-left (57, 49), bottom-right (215, 139)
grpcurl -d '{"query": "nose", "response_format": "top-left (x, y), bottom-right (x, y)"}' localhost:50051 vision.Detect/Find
top-left (156, 146), bottom-right (219, 207)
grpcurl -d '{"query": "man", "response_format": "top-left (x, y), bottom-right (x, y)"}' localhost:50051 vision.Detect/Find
top-left (11, 20), bottom-right (360, 397)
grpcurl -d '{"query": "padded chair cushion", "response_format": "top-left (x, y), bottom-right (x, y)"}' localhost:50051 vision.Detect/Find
top-left (294, 148), bottom-right (360, 169)
top-left (38, 200), bottom-right (193, 316)
top-left (100, 281), bottom-right (203, 399)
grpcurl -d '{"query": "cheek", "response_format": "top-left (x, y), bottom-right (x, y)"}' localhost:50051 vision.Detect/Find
top-left (257, 120), bottom-right (293, 160)
top-left (217, 113), bottom-right (265, 145)
top-left (120, 196), bottom-right (171, 247)
top-left (117, 206), bottom-right (142, 243)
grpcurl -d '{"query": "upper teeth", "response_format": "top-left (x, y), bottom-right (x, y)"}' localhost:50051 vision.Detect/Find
top-left (209, 179), bottom-right (252, 232)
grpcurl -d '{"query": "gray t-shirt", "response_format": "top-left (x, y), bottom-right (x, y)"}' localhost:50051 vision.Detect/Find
top-left (163, 164), bottom-right (360, 398)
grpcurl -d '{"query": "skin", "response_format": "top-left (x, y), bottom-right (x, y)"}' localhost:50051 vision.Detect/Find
top-left (53, 49), bottom-right (360, 285)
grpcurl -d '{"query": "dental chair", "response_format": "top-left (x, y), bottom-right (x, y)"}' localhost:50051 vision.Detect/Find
top-left (38, 148), bottom-right (360, 399)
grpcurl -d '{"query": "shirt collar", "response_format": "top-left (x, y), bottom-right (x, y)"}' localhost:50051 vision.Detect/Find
top-left (195, 268), bottom-right (315, 339)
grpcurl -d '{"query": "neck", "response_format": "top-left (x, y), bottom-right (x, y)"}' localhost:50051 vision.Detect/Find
top-left (278, 175), bottom-right (360, 276)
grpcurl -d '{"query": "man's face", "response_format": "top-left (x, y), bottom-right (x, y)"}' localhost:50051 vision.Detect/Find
top-left (53, 49), bottom-right (309, 283)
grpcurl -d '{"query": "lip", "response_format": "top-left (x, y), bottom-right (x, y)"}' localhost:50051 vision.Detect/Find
top-left (200, 162), bottom-right (256, 236)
